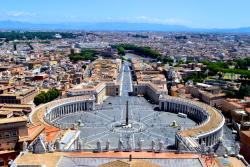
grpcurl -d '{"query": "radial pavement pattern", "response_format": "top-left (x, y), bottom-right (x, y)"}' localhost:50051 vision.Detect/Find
top-left (54, 62), bottom-right (196, 151)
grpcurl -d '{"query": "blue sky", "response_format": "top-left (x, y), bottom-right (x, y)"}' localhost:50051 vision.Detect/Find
top-left (0, 0), bottom-right (249, 28)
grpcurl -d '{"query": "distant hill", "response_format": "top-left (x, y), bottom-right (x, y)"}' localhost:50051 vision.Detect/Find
top-left (0, 20), bottom-right (250, 33)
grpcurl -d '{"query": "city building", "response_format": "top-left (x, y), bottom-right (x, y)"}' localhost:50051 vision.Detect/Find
top-left (186, 83), bottom-right (225, 107)
top-left (0, 86), bottom-right (38, 104)
top-left (131, 60), bottom-right (168, 103)
top-left (67, 59), bottom-right (121, 103)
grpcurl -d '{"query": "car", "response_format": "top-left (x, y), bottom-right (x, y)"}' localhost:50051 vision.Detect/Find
top-left (178, 113), bottom-right (187, 118)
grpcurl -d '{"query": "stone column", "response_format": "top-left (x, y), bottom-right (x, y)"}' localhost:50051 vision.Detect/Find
top-left (52, 112), bottom-right (54, 120)
top-left (86, 102), bottom-right (89, 111)
top-left (71, 104), bottom-right (73, 113)
top-left (49, 113), bottom-right (51, 121)
top-left (208, 136), bottom-right (211, 146)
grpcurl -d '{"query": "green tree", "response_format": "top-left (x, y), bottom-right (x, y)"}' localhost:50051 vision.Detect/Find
top-left (82, 64), bottom-right (87, 69)
top-left (238, 84), bottom-right (250, 98)
top-left (117, 46), bottom-right (125, 55)
top-left (33, 89), bottom-right (60, 106)
top-left (34, 95), bottom-right (43, 106)
top-left (116, 44), bottom-right (162, 60)
top-left (68, 49), bottom-right (97, 62)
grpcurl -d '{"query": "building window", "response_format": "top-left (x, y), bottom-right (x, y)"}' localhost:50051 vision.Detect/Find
top-left (4, 132), bottom-right (10, 137)
top-left (12, 131), bottom-right (17, 136)
top-left (0, 159), bottom-right (4, 166)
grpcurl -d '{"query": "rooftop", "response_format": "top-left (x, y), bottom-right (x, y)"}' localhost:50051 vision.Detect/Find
top-left (0, 116), bottom-right (27, 125)
top-left (15, 151), bottom-right (203, 167)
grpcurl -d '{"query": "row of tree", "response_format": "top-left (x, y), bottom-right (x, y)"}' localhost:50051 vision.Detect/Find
top-left (116, 44), bottom-right (174, 64)
top-left (235, 57), bottom-right (250, 70)
top-left (224, 83), bottom-right (250, 98)
top-left (131, 34), bottom-right (149, 38)
top-left (34, 88), bottom-right (60, 106)
top-left (183, 71), bottom-right (207, 83)
top-left (116, 44), bottom-right (161, 58)
top-left (202, 59), bottom-right (250, 78)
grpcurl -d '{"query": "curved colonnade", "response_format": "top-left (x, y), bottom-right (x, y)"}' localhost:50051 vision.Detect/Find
top-left (159, 96), bottom-right (225, 148)
top-left (44, 96), bottom-right (95, 129)
top-left (31, 96), bottom-right (95, 129)
top-left (31, 94), bottom-right (224, 151)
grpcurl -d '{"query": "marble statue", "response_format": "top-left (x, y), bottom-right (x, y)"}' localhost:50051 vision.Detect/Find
top-left (22, 141), bottom-right (28, 151)
top-left (138, 138), bottom-right (143, 151)
top-left (47, 142), bottom-right (54, 153)
top-left (54, 139), bottom-right (61, 151)
top-left (127, 138), bottom-right (132, 151)
top-left (96, 139), bottom-right (102, 152)
top-left (78, 139), bottom-right (82, 151)
top-left (201, 141), bottom-right (206, 154)
top-left (106, 140), bottom-right (110, 151)
top-left (159, 139), bottom-right (164, 152)
top-left (118, 138), bottom-right (124, 151)
top-left (151, 140), bottom-right (156, 152)
top-left (234, 142), bottom-right (240, 156)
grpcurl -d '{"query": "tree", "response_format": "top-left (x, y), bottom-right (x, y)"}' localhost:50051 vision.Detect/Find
top-left (224, 89), bottom-right (237, 98)
top-left (116, 44), bottom-right (162, 60)
top-left (13, 43), bottom-right (17, 51)
top-left (117, 46), bottom-right (125, 55)
top-left (33, 89), bottom-right (60, 106)
top-left (238, 84), bottom-right (250, 98)
top-left (178, 59), bottom-right (185, 64)
top-left (68, 49), bottom-right (97, 62)
top-left (34, 95), bottom-right (43, 106)
top-left (162, 57), bottom-right (174, 64)
top-left (44, 91), bottom-right (51, 102)
top-left (82, 64), bottom-right (87, 69)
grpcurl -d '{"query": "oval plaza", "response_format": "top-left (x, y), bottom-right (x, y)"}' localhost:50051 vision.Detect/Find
top-left (31, 59), bottom-right (225, 153)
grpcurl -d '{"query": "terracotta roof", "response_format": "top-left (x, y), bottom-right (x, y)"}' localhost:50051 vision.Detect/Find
top-left (44, 126), bottom-right (61, 142)
top-left (19, 125), bottom-right (45, 142)
top-left (241, 130), bottom-right (250, 138)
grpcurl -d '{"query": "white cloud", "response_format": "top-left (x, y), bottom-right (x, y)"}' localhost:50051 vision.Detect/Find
top-left (6, 11), bottom-right (37, 17)
top-left (105, 16), bottom-right (191, 25)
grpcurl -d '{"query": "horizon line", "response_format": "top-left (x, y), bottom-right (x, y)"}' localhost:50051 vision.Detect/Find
top-left (0, 20), bottom-right (250, 30)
